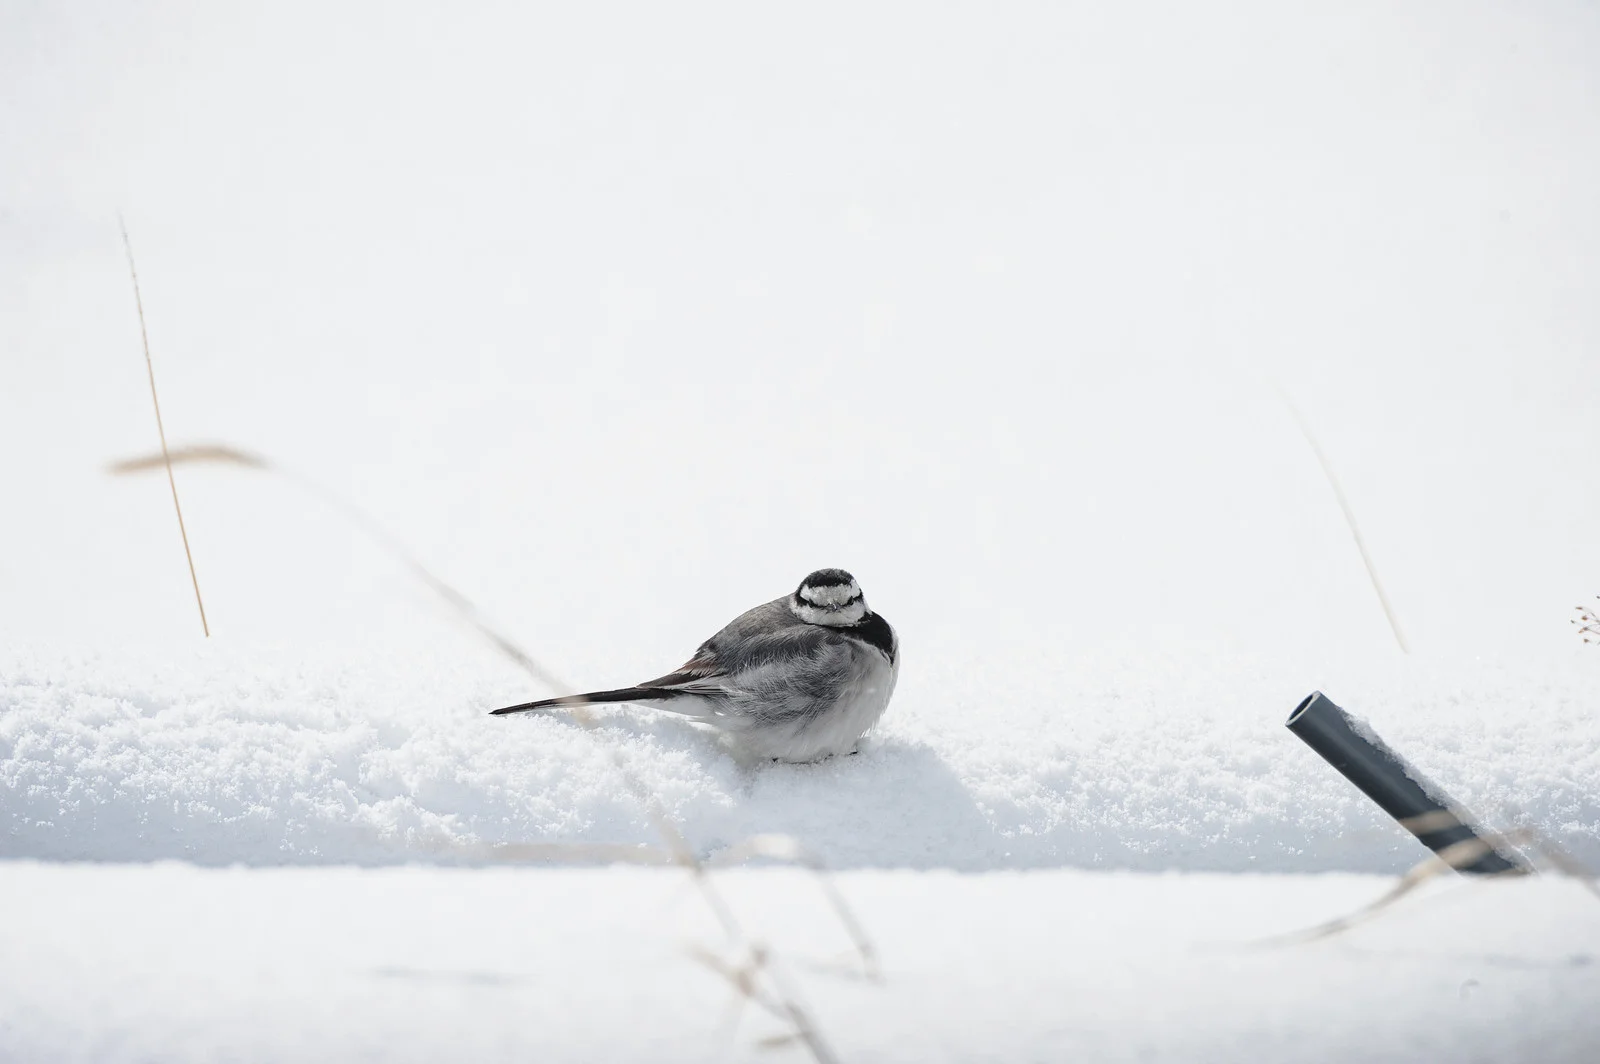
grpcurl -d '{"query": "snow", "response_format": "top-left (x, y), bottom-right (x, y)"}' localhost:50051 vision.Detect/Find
top-left (4, 0), bottom-right (1600, 1059)
top-left (2, 862), bottom-right (1597, 1063)
top-left (3, 644), bottom-right (1598, 872)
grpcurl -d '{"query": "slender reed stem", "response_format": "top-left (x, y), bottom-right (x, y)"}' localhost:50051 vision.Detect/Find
top-left (1276, 385), bottom-right (1409, 653)
top-left (106, 440), bottom-right (851, 1060)
top-left (119, 217), bottom-right (210, 637)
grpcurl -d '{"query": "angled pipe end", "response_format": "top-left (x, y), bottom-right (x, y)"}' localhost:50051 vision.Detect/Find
top-left (1286, 690), bottom-right (1527, 876)
top-left (1286, 690), bottom-right (1323, 728)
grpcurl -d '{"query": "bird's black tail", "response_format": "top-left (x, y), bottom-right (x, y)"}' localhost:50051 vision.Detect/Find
top-left (489, 687), bottom-right (683, 716)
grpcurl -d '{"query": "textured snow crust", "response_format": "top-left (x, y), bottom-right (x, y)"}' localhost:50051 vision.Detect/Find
top-left (4, 642), bottom-right (1595, 873)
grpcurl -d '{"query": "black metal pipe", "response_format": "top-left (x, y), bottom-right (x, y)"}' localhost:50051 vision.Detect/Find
top-left (1286, 691), bottom-right (1525, 875)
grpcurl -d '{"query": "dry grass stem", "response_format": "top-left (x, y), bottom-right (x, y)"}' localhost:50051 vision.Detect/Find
top-left (108, 444), bottom-right (268, 474)
top-left (707, 834), bottom-right (881, 981)
top-left (119, 219), bottom-right (210, 637)
top-left (108, 438), bottom-right (863, 1062)
top-left (1274, 385), bottom-right (1409, 653)
top-left (484, 842), bottom-right (675, 865)
top-left (108, 442), bottom-right (567, 692)
top-left (689, 945), bottom-right (839, 1063)
top-left (477, 834), bottom-right (879, 978)
top-left (1256, 823), bottom-right (1596, 947)
top-left (1574, 597), bottom-right (1600, 644)
top-left (689, 945), bottom-right (785, 1025)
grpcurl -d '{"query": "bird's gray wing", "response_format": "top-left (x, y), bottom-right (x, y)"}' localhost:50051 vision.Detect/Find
top-left (635, 649), bottom-right (725, 690)
top-left (636, 607), bottom-right (832, 693)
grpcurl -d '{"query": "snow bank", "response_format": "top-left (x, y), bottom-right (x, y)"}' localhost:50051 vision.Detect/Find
top-left (4, 642), bottom-right (1595, 872)
top-left (2, 861), bottom-right (1596, 1063)
top-left (3, 0), bottom-right (1597, 880)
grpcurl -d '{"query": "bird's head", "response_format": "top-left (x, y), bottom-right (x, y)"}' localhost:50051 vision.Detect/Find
top-left (789, 568), bottom-right (868, 627)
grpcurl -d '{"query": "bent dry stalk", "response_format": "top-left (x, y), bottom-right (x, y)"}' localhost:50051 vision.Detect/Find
top-left (1274, 386), bottom-right (1409, 654)
top-left (107, 440), bottom-right (868, 1063)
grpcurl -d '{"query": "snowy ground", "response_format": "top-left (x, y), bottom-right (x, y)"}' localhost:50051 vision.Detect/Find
top-left (4, 1), bottom-right (1600, 1060)
top-left (4, 643), bottom-right (1598, 873)
top-left (4, 863), bottom-right (1599, 1064)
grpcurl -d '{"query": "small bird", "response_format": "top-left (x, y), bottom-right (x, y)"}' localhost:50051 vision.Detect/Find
top-left (491, 569), bottom-right (898, 763)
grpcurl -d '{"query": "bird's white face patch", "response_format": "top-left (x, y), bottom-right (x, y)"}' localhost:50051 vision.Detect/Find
top-left (798, 580), bottom-right (861, 608)
top-left (792, 598), bottom-right (868, 627)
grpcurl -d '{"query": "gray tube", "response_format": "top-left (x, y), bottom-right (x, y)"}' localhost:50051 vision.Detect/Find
top-left (1286, 691), bottom-right (1525, 875)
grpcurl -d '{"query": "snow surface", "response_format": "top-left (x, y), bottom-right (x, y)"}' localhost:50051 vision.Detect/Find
top-left (3, 643), bottom-right (1598, 872)
top-left (3, 862), bottom-right (1598, 1063)
top-left (4, 1), bottom-right (1600, 1060)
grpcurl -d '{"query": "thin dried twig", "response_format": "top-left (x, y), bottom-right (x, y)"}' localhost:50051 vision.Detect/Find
top-left (1255, 822), bottom-right (1597, 947)
top-left (108, 444), bottom-right (268, 474)
top-left (707, 834), bottom-right (881, 981)
top-left (119, 219), bottom-right (209, 637)
top-left (108, 439), bottom-right (860, 1063)
top-left (463, 835), bottom-right (878, 981)
top-left (1574, 597), bottom-right (1600, 644)
top-left (108, 443), bottom-right (565, 691)
top-left (689, 945), bottom-right (786, 1025)
top-left (481, 842), bottom-right (675, 865)
top-left (691, 944), bottom-right (808, 1054)
top-left (1498, 826), bottom-right (1600, 902)
top-left (1274, 384), bottom-right (1409, 653)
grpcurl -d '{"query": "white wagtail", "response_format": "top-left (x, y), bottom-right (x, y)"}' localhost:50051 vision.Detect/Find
top-left (491, 569), bottom-right (898, 762)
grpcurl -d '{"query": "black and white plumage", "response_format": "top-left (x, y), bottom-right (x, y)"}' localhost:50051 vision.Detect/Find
top-left (491, 569), bottom-right (899, 762)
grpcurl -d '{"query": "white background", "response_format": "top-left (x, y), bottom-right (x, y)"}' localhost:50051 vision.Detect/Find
top-left (2, 4), bottom-right (1598, 1060)
top-left (3, 1), bottom-right (1597, 668)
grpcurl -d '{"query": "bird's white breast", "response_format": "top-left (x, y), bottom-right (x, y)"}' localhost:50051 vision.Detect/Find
top-left (751, 645), bottom-right (898, 762)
